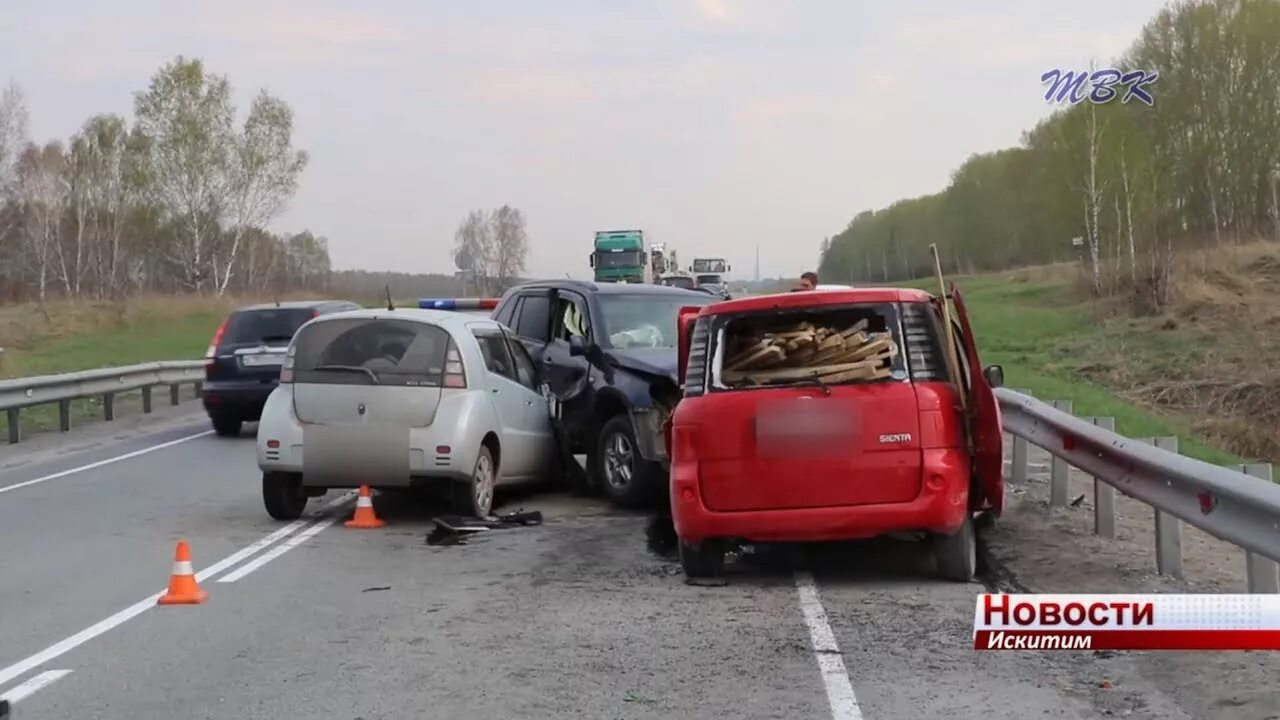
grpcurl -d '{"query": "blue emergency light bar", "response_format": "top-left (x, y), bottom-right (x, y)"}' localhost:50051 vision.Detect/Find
top-left (417, 298), bottom-right (500, 311)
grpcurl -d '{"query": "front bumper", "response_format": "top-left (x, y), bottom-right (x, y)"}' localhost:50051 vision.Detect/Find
top-left (672, 449), bottom-right (971, 544)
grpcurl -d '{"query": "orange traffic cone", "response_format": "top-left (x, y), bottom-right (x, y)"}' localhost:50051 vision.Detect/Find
top-left (157, 540), bottom-right (208, 605)
top-left (345, 485), bottom-right (385, 529)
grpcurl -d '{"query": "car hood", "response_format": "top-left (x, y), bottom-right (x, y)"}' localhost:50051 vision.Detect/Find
top-left (604, 347), bottom-right (679, 383)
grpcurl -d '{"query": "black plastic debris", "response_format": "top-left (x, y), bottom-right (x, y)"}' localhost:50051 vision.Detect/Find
top-left (425, 510), bottom-right (544, 546)
top-left (1, 698), bottom-right (10, 720)
top-left (361, 586), bottom-right (391, 593)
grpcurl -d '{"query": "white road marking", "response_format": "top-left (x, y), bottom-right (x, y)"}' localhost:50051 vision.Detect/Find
top-left (0, 669), bottom-right (73, 704)
top-left (0, 493), bottom-right (354, 689)
top-left (795, 571), bottom-right (864, 720)
top-left (217, 516), bottom-right (339, 583)
top-left (0, 430), bottom-right (214, 495)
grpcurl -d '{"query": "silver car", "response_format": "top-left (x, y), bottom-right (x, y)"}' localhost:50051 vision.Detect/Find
top-left (256, 308), bottom-right (556, 520)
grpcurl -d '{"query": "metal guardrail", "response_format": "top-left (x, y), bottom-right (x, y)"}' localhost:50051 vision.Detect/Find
top-left (0, 361), bottom-right (206, 444)
top-left (998, 387), bottom-right (1280, 594)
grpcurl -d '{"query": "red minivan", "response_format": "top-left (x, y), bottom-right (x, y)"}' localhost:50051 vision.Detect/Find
top-left (667, 286), bottom-right (1004, 581)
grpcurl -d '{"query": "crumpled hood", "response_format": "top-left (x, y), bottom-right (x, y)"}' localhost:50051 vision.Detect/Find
top-left (603, 347), bottom-right (679, 383)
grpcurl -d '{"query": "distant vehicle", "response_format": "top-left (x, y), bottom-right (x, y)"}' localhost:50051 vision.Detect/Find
top-left (488, 280), bottom-right (719, 507)
top-left (203, 300), bottom-right (361, 437)
top-left (816, 284), bottom-right (856, 291)
top-left (668, 286), bottom-right (1004, 581)
top-left (590, 229), bottom-right (650, 284)
top-left (690, 257), bottom-right (729, 274)
top-left (657, 272), bottom-right (697, 290)
top-left (650, 242), bottom-right (678, 280)
top-left (255, 308), bottom-right (557, 520)
top-left (694, 273), bottom-right (731, 300)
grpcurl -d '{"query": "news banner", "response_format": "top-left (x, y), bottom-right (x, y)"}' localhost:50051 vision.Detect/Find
top-left (974, 594), bottom-right (1280, 651)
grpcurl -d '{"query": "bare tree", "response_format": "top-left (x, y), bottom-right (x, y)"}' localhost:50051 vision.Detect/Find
top-left (453, 209), bottom-right (495, 295)
top-left (14, 143), bottom-right (67, 302)
top-left (491, 205), bottom-right (529, 292)
top-left (215, 91), bottom-right (309, 295)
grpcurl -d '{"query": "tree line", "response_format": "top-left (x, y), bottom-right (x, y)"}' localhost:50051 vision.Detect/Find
top-left (0, 56), bottom-right (329, 302)
top-left (819, 0), bottom-right (1280, 312)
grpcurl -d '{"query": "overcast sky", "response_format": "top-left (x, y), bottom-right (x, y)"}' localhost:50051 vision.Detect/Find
top-left (2, 0), bottom-right (1163, 280)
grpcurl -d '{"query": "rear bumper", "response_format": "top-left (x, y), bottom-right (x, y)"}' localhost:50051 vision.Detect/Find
top-left (202, 379), bottom-right (276, 419)
top-left (671, 449), bottom-right (971, 544)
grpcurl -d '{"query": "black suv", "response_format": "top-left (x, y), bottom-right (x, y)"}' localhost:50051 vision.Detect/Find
top-left (491, 281), bottom-right (718, 507)
top-left (203, 300), bottom-right (361, 436)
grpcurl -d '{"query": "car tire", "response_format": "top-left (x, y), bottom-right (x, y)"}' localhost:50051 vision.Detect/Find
top-left (211, 414), bottom-right (242, 437)
top-left (679, 539), bottom-right (725, 579)
top-left (593, 415), bottom-right (662, 508)
top-left (262, 471), bottom-right (307, 520)
top-left (933, 512), bottom-right (977, 582)
top-left (454, 445), bottom-right (496, 518)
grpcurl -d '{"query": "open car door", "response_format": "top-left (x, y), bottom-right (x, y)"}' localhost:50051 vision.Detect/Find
top-left (949, 284), bottom-right (1004, 515)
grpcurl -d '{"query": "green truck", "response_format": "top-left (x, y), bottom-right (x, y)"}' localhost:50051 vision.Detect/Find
top-left (589, 230), bottom-right (651, 283)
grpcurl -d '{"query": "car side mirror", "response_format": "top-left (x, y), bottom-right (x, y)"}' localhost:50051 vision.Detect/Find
top-left (983, 364), bottom-right (1004, 388)
top-left (568, 335), bottom-right (587, 357)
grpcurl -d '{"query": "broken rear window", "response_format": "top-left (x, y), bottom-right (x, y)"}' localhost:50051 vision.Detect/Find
top-left (703, 303), bottom-right (907, 393)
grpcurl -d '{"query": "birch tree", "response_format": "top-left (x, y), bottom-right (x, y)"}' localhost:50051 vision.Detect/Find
top-left (490, 205), bottom-right (529, 292)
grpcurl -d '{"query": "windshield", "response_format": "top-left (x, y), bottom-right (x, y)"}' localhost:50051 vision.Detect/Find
top-left (599, 293), bottom-right (716, 349)
top-left (661, 276), bottom-right (696, 289)
top-left (692, 259), bottom-right (727, 273)
top-left (223, 308), bottom-right (315, 346)
top-left (594, 250), bottom-right (644, 269)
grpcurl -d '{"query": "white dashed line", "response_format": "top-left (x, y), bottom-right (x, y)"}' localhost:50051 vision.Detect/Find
top-left (0, 669), bottom-right (73, 704)
top-left (795, 571), bottom-right (864, 720)
top-left (217, 516), bottom-right (339, 583)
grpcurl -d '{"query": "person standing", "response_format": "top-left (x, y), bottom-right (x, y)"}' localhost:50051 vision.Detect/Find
top-left (796, 271), bottom-right (818, 291)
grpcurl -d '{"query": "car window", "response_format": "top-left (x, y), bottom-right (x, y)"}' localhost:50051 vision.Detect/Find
top-left (553, 292), bottom-right (590, 342)
top-left (472, 330), bottom-right (516, 380)
top-left (494, 296), bottom-right (520, 327)
top-left (515, 294), bottom-right (551, 341)
top-left (505, 331), bottom-right (539, 390)
top-left (598, 293), bottom-right (716, 349)
top-left (223, 308), bottom-right (315, 346)
top-left (292, 318), bottom-right (449, 386)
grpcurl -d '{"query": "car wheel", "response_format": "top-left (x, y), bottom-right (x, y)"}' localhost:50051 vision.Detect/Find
top-left (211, 414), bottom-right (242, 437)
top-left (933, 513), bottom-right (977, 582)
top-left (679, 539), bottom-right (725, 579)
top-left (455, 445), bottom-right (496, 518)
top-left (593, 415), bottom-right (661, 508)
top-left (262, 471), bottom-right (307, 520)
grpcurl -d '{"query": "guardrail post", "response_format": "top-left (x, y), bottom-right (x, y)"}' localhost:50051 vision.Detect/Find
top-left (1140, 436), bottom-right (1183, 578)
top-left (194, 381), bottom-right (202, 399)
top-left (1049, 400), bottom-right (1072, 506)
top-left (6, 408), bottom-right (19, 444)
top-left (1089, 417), bottom-right (1117, 538)
top-left (1237, 463), bottom-right (1279, 593)
top-left (142, 386), bottom-right (153, 414)
top-left (169, 384), bottom-right (180, 406)
top-left (58, 399), bottom-right (72, 432)
top-left (103, 392), bottom-right (115, 422)
top-left (1009, 388), bottom-right (1032, 484)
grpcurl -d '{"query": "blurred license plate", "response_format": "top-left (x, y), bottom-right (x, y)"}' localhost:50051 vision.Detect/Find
top-left (755, 399), bottom-right (858, 457)
top-left (242, 353), bottom-right (284, 367)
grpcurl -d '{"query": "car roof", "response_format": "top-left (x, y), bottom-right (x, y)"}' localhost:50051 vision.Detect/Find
top-left (697, 287), bottom-right (933, 317)
top-left (506, 279), bottom-right (711, 298)
top-left (235, 300), bottom-right (354, 312)
top-left (303, 307), bottom-right (485, 333)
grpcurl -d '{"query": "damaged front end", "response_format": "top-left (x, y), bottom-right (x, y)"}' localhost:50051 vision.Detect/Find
top-left (606, 350), bottom-right (682, 465)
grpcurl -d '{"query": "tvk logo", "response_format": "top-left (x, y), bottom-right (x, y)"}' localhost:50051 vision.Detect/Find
top-left (1041, 68), bottom-right (1158, 107)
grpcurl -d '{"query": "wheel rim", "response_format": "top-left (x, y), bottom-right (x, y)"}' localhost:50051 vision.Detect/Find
top-left (602, 431), bottom-right (635, 490)
top-left (474, 452), bottom-right (495, 516)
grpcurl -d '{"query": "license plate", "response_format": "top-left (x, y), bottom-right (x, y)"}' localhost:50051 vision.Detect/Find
top-left (241, 353), bottom-right (285, 367)
top-left (755, 399), bottom-right (858, 457)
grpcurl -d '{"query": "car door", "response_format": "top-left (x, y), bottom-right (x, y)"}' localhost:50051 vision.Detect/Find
top-left (949, 284), bottom-right (1004, 515)
top-left (503, 328), bottom-right (555, 474)
top-left (470, 328), bottom-right (533, 479)
top-left (541, 290), bottom-right (595, 441)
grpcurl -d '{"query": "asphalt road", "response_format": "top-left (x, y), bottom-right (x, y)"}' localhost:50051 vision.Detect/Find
top-left (0, 408), bottom-right (1270, 719)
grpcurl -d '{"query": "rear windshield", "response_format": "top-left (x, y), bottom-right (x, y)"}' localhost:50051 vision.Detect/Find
top-left (696, 275), bottom-right (722, 285)
top-left (701, 303), bottom-right (907, 393)
top-left (223, 308), bottom-right (315, 346)
top-left (661, 276), bottom-right (696, 289)
top-left (291, 318), bottom-right (449, 386)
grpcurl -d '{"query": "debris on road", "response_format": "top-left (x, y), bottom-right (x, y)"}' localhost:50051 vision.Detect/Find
top-left (425, 510), bottom-right (544, 546)
top-left (361, 586), bottom-right (391, 593)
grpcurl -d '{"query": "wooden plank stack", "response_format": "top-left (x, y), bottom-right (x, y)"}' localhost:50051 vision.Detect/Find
top-left (721, 318), bottom-right (897, 385)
